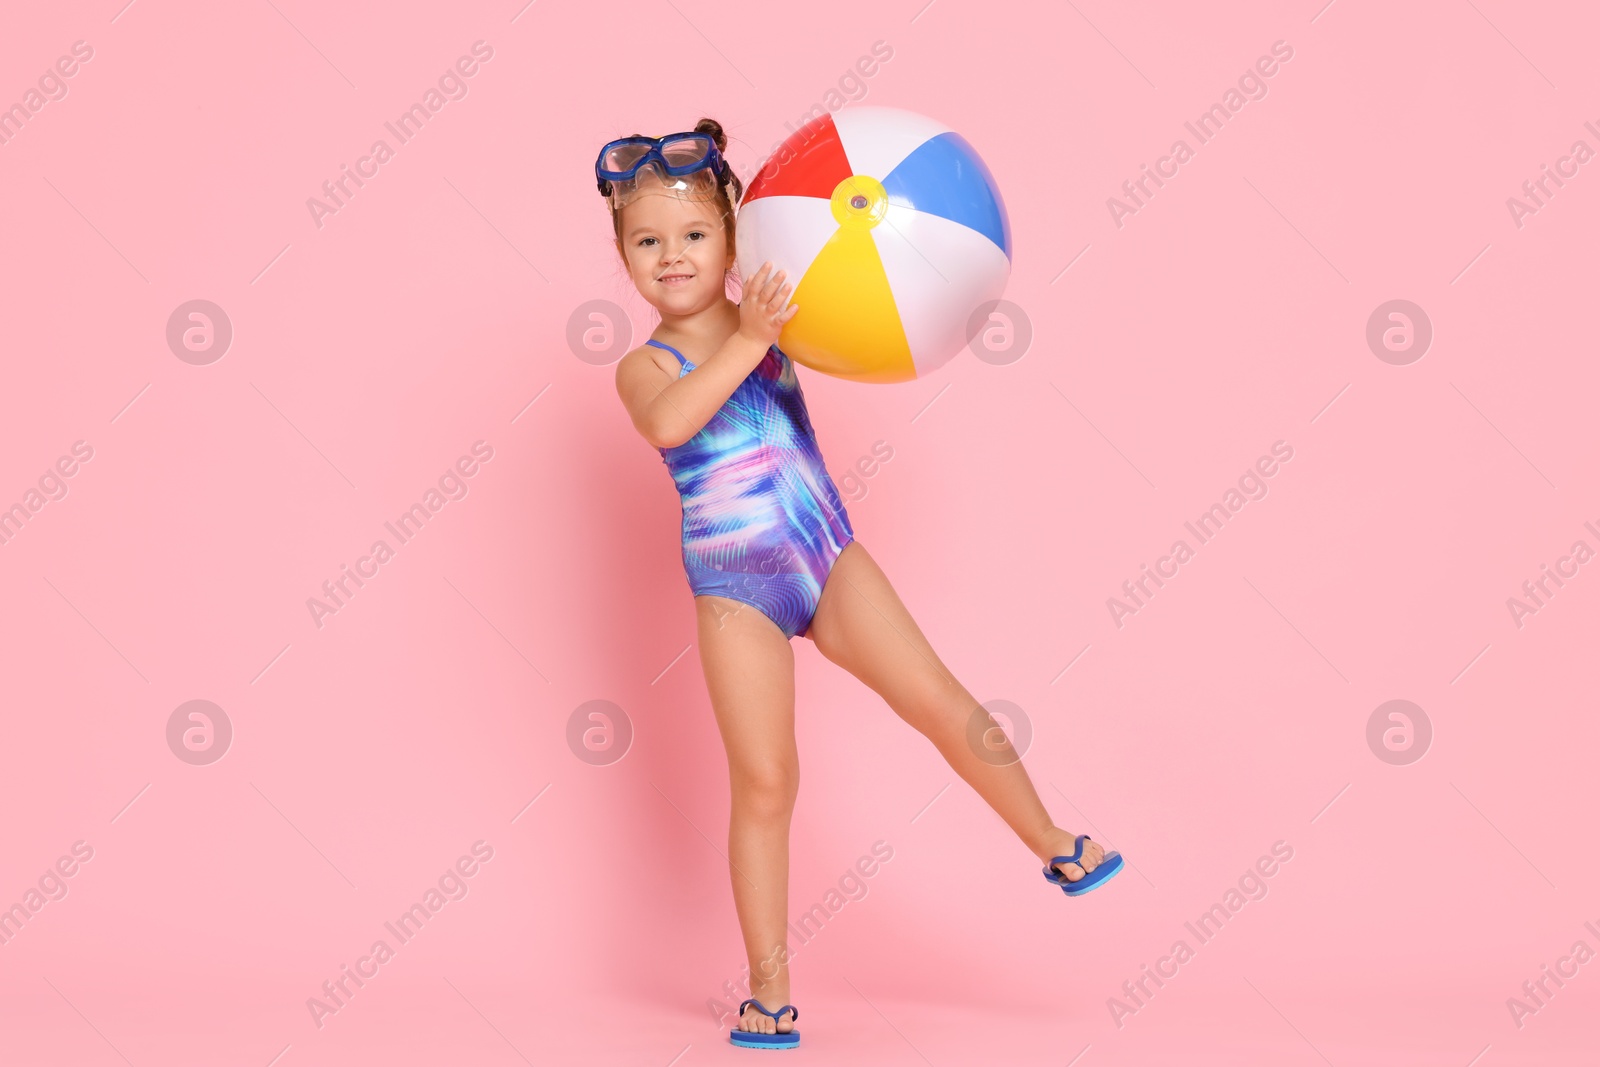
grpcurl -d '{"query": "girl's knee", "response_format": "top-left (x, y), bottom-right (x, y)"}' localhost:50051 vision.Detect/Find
top-left (731, 762), bottom-right (799, 819)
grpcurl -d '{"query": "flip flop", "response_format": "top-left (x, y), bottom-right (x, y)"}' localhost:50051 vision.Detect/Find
top-left (729, 998), bottom-right (800, 1049)
top-left (1043, 834), bottom-right (1125, 897)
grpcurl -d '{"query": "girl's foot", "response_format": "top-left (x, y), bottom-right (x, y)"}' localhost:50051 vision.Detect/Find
top-left (736, 996), bottom-right (795, 1036)
top-left (1037, 827), bottom-right (1106, 883)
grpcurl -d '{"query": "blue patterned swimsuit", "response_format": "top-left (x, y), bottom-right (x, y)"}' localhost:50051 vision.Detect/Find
top-left (648, 338), bottom-right (855, 639)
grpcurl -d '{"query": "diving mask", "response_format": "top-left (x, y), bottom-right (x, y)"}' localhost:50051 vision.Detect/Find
top-left (595, 131), bottom-right (731, 210)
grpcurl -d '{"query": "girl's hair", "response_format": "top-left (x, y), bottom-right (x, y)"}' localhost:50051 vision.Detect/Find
top-left (608, 117), bottom-right (745, 272)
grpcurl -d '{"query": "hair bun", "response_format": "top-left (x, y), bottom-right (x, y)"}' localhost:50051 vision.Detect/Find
top-left (694, 117), bottom-right (726, 152)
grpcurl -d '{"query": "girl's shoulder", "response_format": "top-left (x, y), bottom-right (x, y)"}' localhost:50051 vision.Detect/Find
top-left (617, 342), bottom-right (680, 378)
top-left (614, 343), bottom-right (681, 405)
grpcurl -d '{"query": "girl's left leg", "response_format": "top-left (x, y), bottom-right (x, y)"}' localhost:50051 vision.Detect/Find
top-left (694, 593), bottom-right (802, 1037)
top-left (803, 541), bottom-right (1110, 883)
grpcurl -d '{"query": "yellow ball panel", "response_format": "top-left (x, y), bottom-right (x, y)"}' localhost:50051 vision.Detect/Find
top-left (782, 227), bottom-right (915, 384)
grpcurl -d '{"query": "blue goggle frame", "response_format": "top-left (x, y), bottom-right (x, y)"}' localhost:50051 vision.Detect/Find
top-left (595, 132), bottom-right (729, 198)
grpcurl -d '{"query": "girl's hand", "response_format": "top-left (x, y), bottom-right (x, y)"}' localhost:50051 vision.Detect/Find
top-left (737, 261), bottom-right (798, 349)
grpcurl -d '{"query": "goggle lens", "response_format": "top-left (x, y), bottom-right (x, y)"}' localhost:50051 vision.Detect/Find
top-left (601, 134), bottom-right (713, 178)
top-left (659, 136), bottom-right (709, 167)
top-left (602, 143), bottom-right (650, 172)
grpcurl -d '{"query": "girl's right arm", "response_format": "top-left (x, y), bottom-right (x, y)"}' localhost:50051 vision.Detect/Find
top-left (616, 263), bottom-right (797, 449)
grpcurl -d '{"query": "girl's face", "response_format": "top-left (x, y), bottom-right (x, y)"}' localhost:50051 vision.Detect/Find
top-left (618, 186), bottom-right (735, 317)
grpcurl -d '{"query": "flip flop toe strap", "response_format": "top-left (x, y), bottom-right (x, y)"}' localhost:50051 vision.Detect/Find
top-left (1045, 834), bottom-right (1092, 880)
top-left (738, 998), bottom-right (799, 1023)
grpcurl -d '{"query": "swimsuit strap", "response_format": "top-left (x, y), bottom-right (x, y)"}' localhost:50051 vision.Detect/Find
top-left (644, 338), bottom-right (688, 366)
top-left (646, 338), bottom-right (781, 367)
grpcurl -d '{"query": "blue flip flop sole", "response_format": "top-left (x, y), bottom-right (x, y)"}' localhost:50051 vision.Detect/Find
top-left (729, 1029), bottom-right (800, 1049)
top-left (1058, 850), bottom-right (1123, 895)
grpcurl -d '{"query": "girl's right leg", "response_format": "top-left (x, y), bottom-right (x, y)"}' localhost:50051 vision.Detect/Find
top-left (695, 594), bottom-right (800, 1038)
top-left (803, 542), bottom-right (1110, 880)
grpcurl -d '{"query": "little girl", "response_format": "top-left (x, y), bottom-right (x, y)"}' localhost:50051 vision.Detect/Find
top-left (600, 117), bottom-right (1124, 1050)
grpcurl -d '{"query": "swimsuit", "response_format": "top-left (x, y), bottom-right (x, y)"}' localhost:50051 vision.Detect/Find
top-left (648, 338), bottom-right (855, 640)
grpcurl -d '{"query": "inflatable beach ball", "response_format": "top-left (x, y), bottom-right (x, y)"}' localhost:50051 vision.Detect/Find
top-left (735, 106), bottom-right (1012, 384)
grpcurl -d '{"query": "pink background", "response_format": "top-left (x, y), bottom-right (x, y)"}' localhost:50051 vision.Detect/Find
top-left (2, 1), bottom-right (1597, 1064)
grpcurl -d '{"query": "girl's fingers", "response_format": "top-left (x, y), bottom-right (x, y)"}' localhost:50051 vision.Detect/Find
top-left (748, 262), bottom-right (772, 294)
